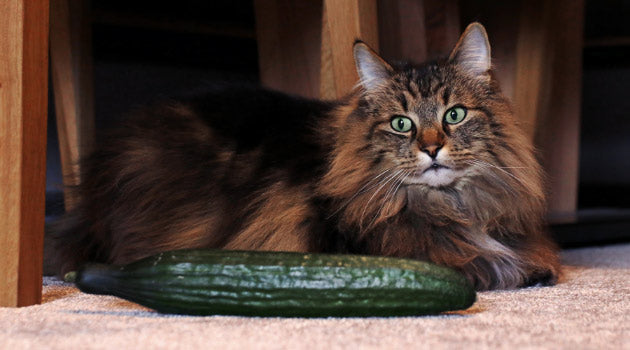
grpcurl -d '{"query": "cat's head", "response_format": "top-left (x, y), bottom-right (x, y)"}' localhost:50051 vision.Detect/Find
top-left (352, 22), bottom-right (499, 188)
top-left (323, 23), bottom-right (543, 229)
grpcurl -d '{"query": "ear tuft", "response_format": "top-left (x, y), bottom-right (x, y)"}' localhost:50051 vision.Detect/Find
top-left (353, 42), bottom-right (393, 91)
top-left (449, 22), bottom-right (491, 76)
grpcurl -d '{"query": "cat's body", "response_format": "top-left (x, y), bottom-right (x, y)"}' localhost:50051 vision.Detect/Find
top-left (52, 23), bottom-right (560, 290)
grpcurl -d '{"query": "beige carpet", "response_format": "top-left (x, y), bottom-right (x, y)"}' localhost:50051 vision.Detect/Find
top-left (1, 244), bottom-right (628, 350)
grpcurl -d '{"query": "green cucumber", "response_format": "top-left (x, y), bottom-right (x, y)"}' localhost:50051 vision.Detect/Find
top-left (74, 249), bottom-right (476, 317)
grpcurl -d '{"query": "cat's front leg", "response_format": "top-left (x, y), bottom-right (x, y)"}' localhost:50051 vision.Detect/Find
top-left (458, 242), bottom-right (559, 290)
top-left (522, 268), bottom-right (558, 287)
top-left (519, 242), bottom-right (561, 287)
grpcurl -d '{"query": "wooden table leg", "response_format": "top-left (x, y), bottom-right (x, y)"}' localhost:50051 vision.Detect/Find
top-left (0, 0), bottom-right (49, 307)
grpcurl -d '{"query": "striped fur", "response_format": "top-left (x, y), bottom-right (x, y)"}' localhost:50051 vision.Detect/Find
top-left (50, 23), bottom-right (559, 290)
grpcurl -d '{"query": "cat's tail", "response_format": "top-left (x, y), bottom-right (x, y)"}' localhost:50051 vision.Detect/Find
top-left (44, 206), bottom-right (103, 277)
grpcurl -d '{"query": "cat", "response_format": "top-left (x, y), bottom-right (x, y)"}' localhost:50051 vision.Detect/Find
top-left (51, 23), bottom-right (560, 290)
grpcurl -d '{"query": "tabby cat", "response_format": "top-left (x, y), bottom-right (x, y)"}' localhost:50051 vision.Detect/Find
top-left (52, 23), bottom-right (560, 290)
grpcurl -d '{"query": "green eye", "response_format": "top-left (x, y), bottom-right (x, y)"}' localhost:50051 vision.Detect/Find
top-left (390, 116), bottom-right (413, 132)
top-left (444, 106), bottom-right (467, 124)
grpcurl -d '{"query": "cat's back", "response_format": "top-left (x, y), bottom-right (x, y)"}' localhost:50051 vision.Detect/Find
top-left (186, 84), bottom-right (334, 145)
top-left (184, 84), bottom-right (336, 182)
top-left (51, 84), bottom-right (337, 272)
top-left (113, 83), bottom-right (332, 137)
top-left (88, 83), bottom-right (340, 190)
top-left (95, 83), bottom-right (337, 181)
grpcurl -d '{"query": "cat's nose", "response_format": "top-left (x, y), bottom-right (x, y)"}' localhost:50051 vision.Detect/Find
top-left (421, 144), bottom-right (443, 159)
top-left (419, 128), bottom-right (445, 159)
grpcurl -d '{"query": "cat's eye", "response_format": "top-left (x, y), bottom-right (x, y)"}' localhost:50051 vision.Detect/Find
top-left (444, 106), bottom-right (467, 124)
top-left (390, 116), bottom-right (413, 133)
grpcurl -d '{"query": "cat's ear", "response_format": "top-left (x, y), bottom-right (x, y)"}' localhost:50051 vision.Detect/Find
top-left (353, 41), bottom-right (393, 91)
top-left (449, 22), bottom-right (491, 77)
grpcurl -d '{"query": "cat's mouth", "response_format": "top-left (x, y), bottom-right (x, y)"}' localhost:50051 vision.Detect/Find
top-left (422, 162), bottom-right (450, 174)
top-left (405, 162), bottom-right (461, 187)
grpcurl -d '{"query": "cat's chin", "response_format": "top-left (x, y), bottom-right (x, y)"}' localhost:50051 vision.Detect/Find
top-left (407, 167), bottom-right (461, 188)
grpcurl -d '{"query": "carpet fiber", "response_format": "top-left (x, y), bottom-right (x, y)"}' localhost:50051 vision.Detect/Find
top-left (1, 244), bottom-right (628, 349)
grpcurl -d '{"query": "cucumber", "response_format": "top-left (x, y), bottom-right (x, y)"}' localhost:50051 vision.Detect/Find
top-left (74, 250), bottom-right (476, 317)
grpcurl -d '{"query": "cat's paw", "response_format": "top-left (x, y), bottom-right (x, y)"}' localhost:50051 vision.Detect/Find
top-left (522, 269), bottom-right (558, 288)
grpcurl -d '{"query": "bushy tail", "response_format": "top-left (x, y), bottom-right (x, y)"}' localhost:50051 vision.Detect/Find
top-left (44, 207), bottom-right (104, 277)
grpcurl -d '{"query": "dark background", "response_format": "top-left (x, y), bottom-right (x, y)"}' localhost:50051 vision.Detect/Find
top-left (46, 0), bottom-right (630, 247)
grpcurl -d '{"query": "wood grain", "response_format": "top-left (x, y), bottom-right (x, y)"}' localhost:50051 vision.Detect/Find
top-left (459, 0), bottom-right (520, 100)
top-left (256, 0), bottom-right (378, 100)
top-left (512, 0), bottom-right (553, 140)
top-left (423, 0), bottom-right (460, 59)
top-left (0, 0), bottom-right (49, 307)
top-left (377, 0), bottom-right (427, 63)
top-left (50, 0), bottom-right (95, 210)
top-left (254, 0), bottom-right (323, 99)
top-left (320, 0), bottom-right (378, 99)
top-left (494, 0), bottom-right (584, 216)
top-left (460, 0), bottom-right (584, 216)
top-left (530, 0), bottom-right (584, 216)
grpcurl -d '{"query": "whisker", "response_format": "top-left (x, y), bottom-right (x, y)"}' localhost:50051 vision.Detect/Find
top-left (381, 169), bottom-right (413, 221)
top-left (473, 160), bottom-right (524, 183)
top-left (464, 160), bottom-right (524, 195)
top-left (490, 166), bottom-right (527, 169)
top-left (359, 169), bottom-right (404, 229)
top-left (327, 167), bottom-right (393, 218)
top-left (368, 169), bottom-right (410, 228)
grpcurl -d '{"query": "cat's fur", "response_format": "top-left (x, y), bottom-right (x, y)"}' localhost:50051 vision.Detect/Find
top-left (51, 23), bottom-right (560, 290)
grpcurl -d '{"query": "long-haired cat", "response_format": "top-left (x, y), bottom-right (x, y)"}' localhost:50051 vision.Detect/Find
top-left (51, 23), bottom-right (560, 290)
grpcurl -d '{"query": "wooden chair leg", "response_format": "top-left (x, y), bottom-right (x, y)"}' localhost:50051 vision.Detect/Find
top-left (255, 0), bottom-right (378, 100)
top-left (422, 0), bottom-right (460, 59)
top-left (0, 0), bottom-right (49, 307)
top-left (254, 0), bottom-right (324, 99)
top-left (377, 0), bottom-right (428, 63)
top-left (461, 0), bottom-right (584, 218)
top-left (376, 0), bottom-right (459, 65)
top-left (320, 0), bottom-right (378, 99)
top-left (526, 0), bottom-right (584, 217)
top-left (50, 0), bottom-right (95, 210)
